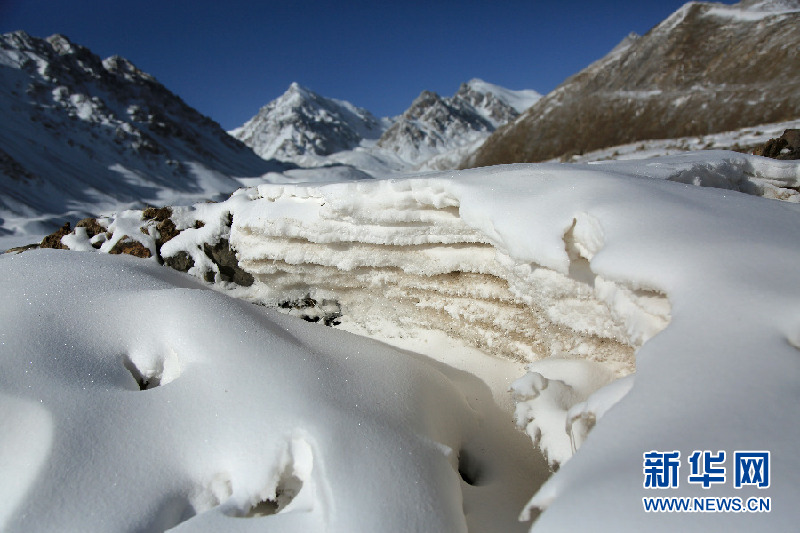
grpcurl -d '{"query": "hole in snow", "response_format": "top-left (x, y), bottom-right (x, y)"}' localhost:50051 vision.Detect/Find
top-left (226, 437), bottom-right (313, 519)
top-left (122, 348), bottom-right (181, 391)
top-left (457, 448), bottom-right (482, 486)
top-left (238, 472), bottom-right (303, 518)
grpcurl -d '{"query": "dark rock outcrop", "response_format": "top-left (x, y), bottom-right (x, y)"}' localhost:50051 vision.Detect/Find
top-left (753, 129), bottom-right (800, 160)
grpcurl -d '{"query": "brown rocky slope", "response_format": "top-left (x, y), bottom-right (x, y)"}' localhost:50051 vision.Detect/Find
top-left (465, 0), bottom-right (800, 167)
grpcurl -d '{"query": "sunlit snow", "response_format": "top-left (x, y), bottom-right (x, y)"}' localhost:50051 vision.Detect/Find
top-left (2, 151), bottom-right (799, 531)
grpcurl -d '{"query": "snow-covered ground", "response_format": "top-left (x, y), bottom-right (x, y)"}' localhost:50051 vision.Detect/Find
top-left (3, 150), bottom-right (799, 531)
top-left (554, 119), bottom-right (800, 164)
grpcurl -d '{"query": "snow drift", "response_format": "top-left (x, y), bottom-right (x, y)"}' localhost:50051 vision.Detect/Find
top-left (4, 150), bottom-right (800, 531)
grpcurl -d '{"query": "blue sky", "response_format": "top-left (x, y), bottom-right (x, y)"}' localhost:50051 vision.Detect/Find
top-left (1, 0), bottom-right (735, 130)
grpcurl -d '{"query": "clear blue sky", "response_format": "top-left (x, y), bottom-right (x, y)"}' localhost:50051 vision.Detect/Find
top-left (1, 0), bottom-right (736, 130)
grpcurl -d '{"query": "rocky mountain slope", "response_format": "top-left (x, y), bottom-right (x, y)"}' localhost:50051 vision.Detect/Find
top-left (229, 82), bottom-right (386, 161)
top-left (0, 31), bottom-right (282, 238)
top-left (467, 0), bottom-right (800, 167)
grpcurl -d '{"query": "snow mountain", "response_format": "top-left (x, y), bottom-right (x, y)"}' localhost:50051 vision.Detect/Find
top-left (377, 79), bottom-right (541, 166)
top-left (0, 31), bottom-right (283, 239)
top-left (229, 83), bottom-right (386, 162)
top-left (467, 0), bottom-right (800, 166)
top-left (232, 79), bottom-right (540, 171)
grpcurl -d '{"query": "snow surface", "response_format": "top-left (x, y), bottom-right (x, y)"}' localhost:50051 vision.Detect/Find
top-left (551, 118), bottom-right (800, 165)
top-left (11, 150), bottom-right (799, 531)
top-left (0, 250), bottom-right (545, 532)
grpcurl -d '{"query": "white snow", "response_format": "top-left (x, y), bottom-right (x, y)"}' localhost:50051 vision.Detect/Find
top-left (0, 250), bottom-right (546, 532)
top-left (230, 79), bottom-right (541, 177)
top-left (7, 150), bottom-right (798, 530)
top-left (552, 118), bottom-right (800, 167)
top-left (706, 0), bottom-right (800, 20)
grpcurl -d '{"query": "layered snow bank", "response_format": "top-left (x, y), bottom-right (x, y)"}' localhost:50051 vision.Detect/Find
top-left (229, 177), bottom-right (669, 375)
top-left (0, 250), bottom-right (546, 532)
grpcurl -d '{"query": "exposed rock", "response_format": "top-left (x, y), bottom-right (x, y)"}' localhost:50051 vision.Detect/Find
top-left (142, 206), bottom-right (179, 249)
top-left (39, 222), bottom-right (71, 249)
top-left (753, 129), bottom-right (800, 159)
top-left (75, 217), bottom-right (106, 237)
top-left (109, 238), bottom-right (151, 258)
top-left (141, 206), bottom-right (172, 222)
top-left (278, 294), bottom-right (342, 327)
top-left (163, 250), bottom-right (194, 272)
top-left (203, 239), bottom-right (254, 286)
top-left (4, 243), bottom-right (39, 254)
top-left (75, 217), bottom-right (108, 248)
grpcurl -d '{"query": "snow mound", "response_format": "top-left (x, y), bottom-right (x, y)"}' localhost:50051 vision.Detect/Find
top-left (0, 250), bottom-right (545, 532)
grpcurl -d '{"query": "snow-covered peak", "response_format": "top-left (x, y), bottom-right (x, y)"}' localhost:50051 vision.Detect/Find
top-left (464, 78), bottom-right (541, 113)
top-left (0, 30), bottom-right (278, 239)
top-left (378, 79), bottom-right (539, 165)
top-left (231, 83), bottom-right (385, 161)
top-left (102, 55), bottom-right (155, 82)
top-left (44, 33), bottom-right (79, 55)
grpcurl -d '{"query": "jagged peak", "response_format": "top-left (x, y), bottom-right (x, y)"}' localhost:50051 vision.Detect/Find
top-left (287, 81), bottom-right (308, 93)
top-left (3, 29), bottom-right (32, 42)
top-left (411, 90), bottom-right (443, 106)
top-left (46, 33), bottom-right (80, 55)
top-left (102, 55), bottom-right (154, 81)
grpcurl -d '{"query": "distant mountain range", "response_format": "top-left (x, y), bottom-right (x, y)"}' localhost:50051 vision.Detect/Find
top-left (230, 79), bottom-right (540, 171)
top-left (0, 31), bottom-right (285, 237)
top-left (466, 0), bottom-right (800, 166)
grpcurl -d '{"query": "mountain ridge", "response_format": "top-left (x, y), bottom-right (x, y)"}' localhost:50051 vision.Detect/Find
top-left (232, 78), bottom-right (540, 170)
top-left (0, 30), bottom-right (284, 237)
top-left (466, 0), bottom-right (800, 167)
